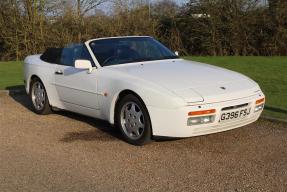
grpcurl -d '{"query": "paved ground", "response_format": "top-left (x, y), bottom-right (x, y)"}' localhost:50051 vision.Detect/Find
top-left (0, 94), bottom-right (287, 192)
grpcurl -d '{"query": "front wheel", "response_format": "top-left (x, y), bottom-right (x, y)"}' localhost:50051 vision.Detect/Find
top-left (30, 78), bottom-right (52, 115)
top-left (116, 94), bottom-right (152, 146)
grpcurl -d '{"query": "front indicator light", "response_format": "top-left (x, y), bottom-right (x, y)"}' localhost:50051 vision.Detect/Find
top-left (187, 115), bottom-right (215, 126)
top-left (256, 98), bottom-right (265, 105)
top-left (188, 109), bottom-right (216, 116)
top-left (254, 104), bottom-right (264, 112)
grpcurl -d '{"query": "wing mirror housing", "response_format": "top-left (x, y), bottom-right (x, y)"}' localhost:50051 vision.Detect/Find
top-left (75, 60), bottom-right (93, 73)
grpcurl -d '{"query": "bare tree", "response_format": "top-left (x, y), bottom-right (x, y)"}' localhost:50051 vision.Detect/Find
top-left (0, 0), bottom-right (287, 60)
top-left (76, 0), bottom-right (107, 42)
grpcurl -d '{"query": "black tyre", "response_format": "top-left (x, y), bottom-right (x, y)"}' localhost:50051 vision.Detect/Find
top-left (116, 94), bottom-right (152, 146)
top-left (29, 78), bottom-right (52, 115)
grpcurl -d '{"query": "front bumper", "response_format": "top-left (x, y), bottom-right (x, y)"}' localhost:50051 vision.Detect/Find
top-left (148, 93), bottom-right (264, 138)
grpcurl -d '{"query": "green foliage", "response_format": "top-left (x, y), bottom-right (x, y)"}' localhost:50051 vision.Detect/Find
top-left (177, 0), bottom-right (287, 56)
top-left (0, 0), bottom-right (286, 60)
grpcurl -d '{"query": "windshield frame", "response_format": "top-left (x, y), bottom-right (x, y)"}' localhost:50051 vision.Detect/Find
top-left (87, 36), bottom-right (179, 67)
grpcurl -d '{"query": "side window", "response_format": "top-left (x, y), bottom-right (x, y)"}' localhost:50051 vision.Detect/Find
top-left (60, 48), bottom-right (74, 66)
top-left (75, 45), bottom-right (95, 67)
top-left (42, 44), bottom-right (95, 67)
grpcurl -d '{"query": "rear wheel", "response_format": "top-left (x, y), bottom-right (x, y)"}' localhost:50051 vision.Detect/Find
top-left (116, 94), bottom-right (152, 146)
top-left (30, 78), bottom-right (51, 115)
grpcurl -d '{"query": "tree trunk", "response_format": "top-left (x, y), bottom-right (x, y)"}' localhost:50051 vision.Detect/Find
top-left (77, 0), bottom-right (82, 42)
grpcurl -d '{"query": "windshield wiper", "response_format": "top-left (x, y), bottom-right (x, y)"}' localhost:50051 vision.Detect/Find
top-left (132, 56), bottom-right (178, 62)
top-left (129, 57), bottom-right (154, 62)
top-left (114, 56), bottom-right (179, 65)
top-left (161, 56), bottom-right (179, 60)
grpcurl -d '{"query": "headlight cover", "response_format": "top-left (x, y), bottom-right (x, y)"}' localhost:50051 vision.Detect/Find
top-left (187, 115), bottom-right (215, 126)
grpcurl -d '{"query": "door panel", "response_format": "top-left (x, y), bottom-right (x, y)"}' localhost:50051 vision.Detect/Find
top-left (54, 65), bottom-right (99, 111)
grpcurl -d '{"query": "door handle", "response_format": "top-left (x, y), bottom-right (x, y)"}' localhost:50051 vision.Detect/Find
top-left (55, 70), bottom-right (63, 75)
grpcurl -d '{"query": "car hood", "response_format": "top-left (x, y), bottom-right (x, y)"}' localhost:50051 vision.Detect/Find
top-left (107, 59), bottom-right (260, 103)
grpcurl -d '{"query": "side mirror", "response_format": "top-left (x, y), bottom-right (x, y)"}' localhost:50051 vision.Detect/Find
top-left (75, 60), bottom-right (93, 73)
top-left (175, 51), bottom-right (179, 56)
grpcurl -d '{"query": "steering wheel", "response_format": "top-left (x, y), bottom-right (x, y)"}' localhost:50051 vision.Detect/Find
top-left (102, 56), bottom-right (118, 66)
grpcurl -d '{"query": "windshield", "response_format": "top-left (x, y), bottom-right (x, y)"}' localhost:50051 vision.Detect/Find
top-left (89, 37), bottom-right (178, 67)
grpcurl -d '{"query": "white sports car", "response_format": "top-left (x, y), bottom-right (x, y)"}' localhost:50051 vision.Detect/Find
top-left (24, 36), bottom-right (265, 145)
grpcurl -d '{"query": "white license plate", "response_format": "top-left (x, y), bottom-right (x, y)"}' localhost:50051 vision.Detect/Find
top-left (220, 107), bottom-right (251, 122)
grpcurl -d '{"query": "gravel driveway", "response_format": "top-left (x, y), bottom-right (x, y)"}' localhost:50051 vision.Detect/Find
top-left (0, 94), bottom-right (286, 192)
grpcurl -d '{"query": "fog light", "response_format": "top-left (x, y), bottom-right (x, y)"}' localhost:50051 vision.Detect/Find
top-left (254, 104), bottom-right (264, 112)
top-left (187, 115), bottom-right (215, 126)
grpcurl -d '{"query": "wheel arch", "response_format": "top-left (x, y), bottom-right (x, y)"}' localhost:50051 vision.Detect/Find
top-left (28, 74), bottom-right (52, 104)
top-left (28, 74), bottom-right (41, 94)
top-left (112, 89), bottom-right (152, 134)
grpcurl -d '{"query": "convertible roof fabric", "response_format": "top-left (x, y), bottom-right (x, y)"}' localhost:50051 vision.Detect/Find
top-left (40, 48), bottom-right (63, 64)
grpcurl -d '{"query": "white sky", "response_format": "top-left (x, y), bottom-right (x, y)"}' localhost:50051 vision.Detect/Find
top-left (97, 0), bottom-right (188, 14)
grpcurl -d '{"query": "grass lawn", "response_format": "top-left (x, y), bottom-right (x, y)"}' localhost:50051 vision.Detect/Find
top-left (0, 61), bottom-right (23, 90)
top-left (0, 57), bottom-right (286, 119)
top-left (185, 56), bottom-right (287, 119)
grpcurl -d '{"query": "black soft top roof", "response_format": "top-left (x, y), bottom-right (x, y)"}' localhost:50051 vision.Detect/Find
top-left (40, 48), bottom-right (63, 64)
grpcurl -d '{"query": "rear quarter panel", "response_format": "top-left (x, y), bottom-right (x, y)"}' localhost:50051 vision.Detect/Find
top-left (24, 55), bottom-right (62, 108)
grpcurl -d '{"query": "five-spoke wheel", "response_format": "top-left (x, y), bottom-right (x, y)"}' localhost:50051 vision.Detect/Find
top-left (120, 102), bottom-right (145, 140)
top-left (116, 94), bottom-right (152, 145)
top-left (30, 78), bottom-right (51, 114)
